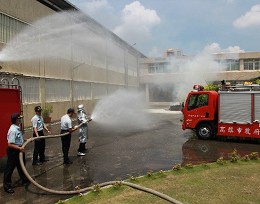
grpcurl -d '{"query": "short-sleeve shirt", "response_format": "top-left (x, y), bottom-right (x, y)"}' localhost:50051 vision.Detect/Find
top-left (7, 124), bottom-right (24, 146)
top-left (31, 114), bottom-right (44, 131)
top-left (61, 114), bottom-right (72, 130)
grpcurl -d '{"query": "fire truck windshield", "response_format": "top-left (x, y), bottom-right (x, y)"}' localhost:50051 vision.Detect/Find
top-left (188, 94), bottom-right (209, 110)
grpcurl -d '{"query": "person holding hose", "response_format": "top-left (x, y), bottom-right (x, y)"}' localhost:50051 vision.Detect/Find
top-left (31, 106), bottom-right (50, 165)
top-left (3, 113), bottom-right (29, 194)
top-left (77, 104), bottom-right (92, 156)
top-left (60, 108), bottom-right (79, 164)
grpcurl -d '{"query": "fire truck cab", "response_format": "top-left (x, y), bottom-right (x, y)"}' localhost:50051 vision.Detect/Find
top-left (182, 84), bottom-right (260, 140)
top-left (0, 77), bottom-right (23, 159)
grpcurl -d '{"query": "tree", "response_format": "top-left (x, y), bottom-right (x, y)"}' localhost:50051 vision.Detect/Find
top-left (204, 83), bottom-right (219, 91)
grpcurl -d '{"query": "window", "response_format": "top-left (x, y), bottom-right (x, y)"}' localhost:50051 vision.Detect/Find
top-left (107, 41), bottom-right (124, 72)
top-left (217, 59), bottom-right (239, 71)
top-left (226, 59), bottom-right (239, 71)
top-left (148, 64), bottom-right (156, 73)
top-left (0, 12), bottom-right (28, 43)
top-left (148, 63), bottom-right (169, 73)
top-left (45, 79), bottom-right (70, 102)
top-left (108, 84), bottom-right (124, 95)
top-left (230, 60), bottom-right (240, 71)
top-left (244, 59), bottom-right (260, 70)
top-left (92, 83), bottom-right (107, 99)
top-left (188, 94), bottom-right (208, 110)
top-left (256, 60), bottom-right (260, 70)
top-left (21, 77), bottom-right (40, 103)
top-left (127, 52), bottom-right (138, 76)
top-left (74, 81), bottom-right (91, 100)
top-left (244, 59), bottom-right (254, 70)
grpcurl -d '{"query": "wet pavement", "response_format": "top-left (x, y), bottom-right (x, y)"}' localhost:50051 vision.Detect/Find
top-left (0, 109), bottom-right (260, 204)
top-left (182, 137), bottom-right (260, 165)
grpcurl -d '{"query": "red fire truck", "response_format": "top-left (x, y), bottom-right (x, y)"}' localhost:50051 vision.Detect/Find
top-left (0, 77), bottom-right (23, 158)
top-left (182, 83), bottom-right (260, 140)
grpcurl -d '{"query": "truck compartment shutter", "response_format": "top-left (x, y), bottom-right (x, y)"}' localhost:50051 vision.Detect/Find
top-left (219, 93), bottom-right (251, 123)
top-left (254, 94), bottom-right (260, 121)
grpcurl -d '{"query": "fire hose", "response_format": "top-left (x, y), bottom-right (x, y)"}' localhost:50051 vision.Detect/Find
top-left (19, 122), bottom-right (183, 204)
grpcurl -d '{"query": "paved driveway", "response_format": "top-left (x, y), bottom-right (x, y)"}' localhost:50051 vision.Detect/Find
top-left (1, 109), bottom-right (259, 204)
top-left (0, 110), bottom-right (186, 204)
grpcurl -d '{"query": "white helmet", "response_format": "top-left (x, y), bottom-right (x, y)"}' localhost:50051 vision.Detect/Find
top-left (77, 104), bottom-right (84, 110)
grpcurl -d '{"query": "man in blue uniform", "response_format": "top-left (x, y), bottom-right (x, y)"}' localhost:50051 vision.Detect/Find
top-left (31, 106), bottom-right (51, 165)
top-left (60, 108), bottom-right (78, 164)
top-left (3, 113), bottom-right (29, 194)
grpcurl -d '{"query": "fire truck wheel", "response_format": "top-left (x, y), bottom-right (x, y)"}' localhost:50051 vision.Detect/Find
top-left (196, 123), bottom-right (213, 140)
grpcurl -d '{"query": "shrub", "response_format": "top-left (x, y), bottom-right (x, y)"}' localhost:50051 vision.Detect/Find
top-left (241, 155), bottom-right (250, 161)
top-left (92, 184), bottom-right (101, 192)
top-left (249, 152), bottom-right (259, 160)
top-left (217, 157), bottom-right (225, 165)
top-left (230, 149), bottom-right (239, 163)
top-left (147, 170), bottom-right (153, 177)
top-left (172, 164), bottom-right (181, 171)
top-left (113, 181), bottom-right (122, 189)
top-left (185, 163), bottom-right (194, 169)
top-left (42, 104), bottom-right (53, 118)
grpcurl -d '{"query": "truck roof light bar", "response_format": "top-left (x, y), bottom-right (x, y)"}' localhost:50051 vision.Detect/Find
top-left (193, 84), bottom-right (204, 91)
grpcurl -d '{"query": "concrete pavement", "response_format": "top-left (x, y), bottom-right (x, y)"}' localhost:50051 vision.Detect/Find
top-left (0, 109), bottom-right (259, 204)
top-left (0, 110), bottom-right (186, 203)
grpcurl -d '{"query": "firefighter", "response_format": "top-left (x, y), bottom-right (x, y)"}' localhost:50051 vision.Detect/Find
top-left (60, 108), bottom-right (79, 164)
top-left (77, 104), bottom-right (92, 156)
top-left (31, 106), bottom-right (50, 165)
top-left (3, 113), bottom-right (29, 194)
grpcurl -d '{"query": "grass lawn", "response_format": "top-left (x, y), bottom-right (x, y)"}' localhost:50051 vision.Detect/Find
top-left (59, 155), bottom-right (259, 204)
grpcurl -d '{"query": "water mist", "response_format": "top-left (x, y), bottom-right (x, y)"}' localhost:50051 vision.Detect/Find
top-left (0, 11), bottom-right (108, 62)
top-left (91, 89), bottom-right (154, 131)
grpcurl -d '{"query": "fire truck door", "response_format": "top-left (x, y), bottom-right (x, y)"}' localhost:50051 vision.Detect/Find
top-left (0, 88), bottom-right (21, 158)
top-left (185, 93), bottom-right (210, 127)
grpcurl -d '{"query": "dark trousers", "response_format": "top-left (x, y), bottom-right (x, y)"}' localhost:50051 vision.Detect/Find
top-left (32, 130), bottom-right (45, 163)
top-left (3, 148), bottom-right (28, 189)
top-left (78, 142), bottom-right (86, 153)
top-left (60, 130), bottom-right (71, 162)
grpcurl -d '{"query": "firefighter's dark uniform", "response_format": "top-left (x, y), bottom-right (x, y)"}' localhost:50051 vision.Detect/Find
top-left (60, 113), bottom-right (73, 164)
top-left (31, 114), bottom-right (46, 164)
top-left (3, 114), bottom-right (29, 194)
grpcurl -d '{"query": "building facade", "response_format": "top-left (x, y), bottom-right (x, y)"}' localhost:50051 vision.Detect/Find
top-left (0, 0), bottom-right (145, 126)
top-left (1, 1), bottom-right (259, 123)
top-left (140, 49), bottom-right (260, 107)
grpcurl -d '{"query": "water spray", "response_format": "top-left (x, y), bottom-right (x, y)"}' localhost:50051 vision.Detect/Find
top-left (90, 89), bottom-right (154, 131)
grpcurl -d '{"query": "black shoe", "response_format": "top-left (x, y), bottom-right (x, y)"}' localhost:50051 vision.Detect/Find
top-left (32, 161), bottom-right (43, 166)
top-left (64, 160), bottom-right (73, 164)
top-left (4, 187), bottom-right (14, 194)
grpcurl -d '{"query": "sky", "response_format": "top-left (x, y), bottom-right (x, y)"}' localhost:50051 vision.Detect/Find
top-left (68, 0), bottom-right (260, 57)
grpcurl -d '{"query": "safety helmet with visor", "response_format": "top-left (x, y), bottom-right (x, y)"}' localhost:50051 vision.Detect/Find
top-left (77, 104), bottom-right (84, 110)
